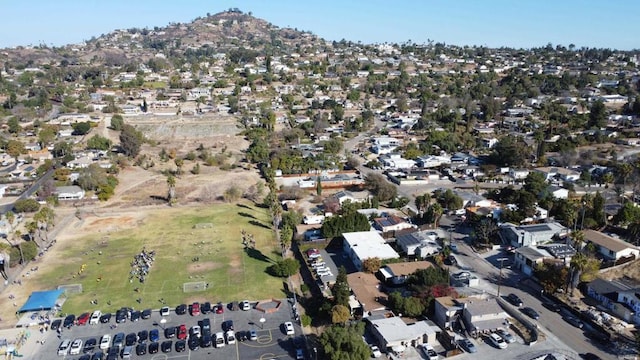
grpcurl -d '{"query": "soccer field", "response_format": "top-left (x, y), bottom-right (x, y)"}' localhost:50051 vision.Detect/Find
top-left (33, 202), bottom-right (285, 314)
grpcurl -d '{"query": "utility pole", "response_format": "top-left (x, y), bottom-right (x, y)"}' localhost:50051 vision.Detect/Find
top-left (496, 257), bottom-right (508, 298)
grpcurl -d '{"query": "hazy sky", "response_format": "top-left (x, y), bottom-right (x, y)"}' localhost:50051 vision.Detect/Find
top-left (1, 0), bottom-right (638, 50)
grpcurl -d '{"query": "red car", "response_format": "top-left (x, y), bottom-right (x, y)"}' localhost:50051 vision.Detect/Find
top-left (215, 303), bottom-right (224, 314)
top-left (177, 324), bottom-right (187, 340)
top-left (76, 312), bottom-right (91, 326)
top-left (190, 302), bottom-right (200, 316)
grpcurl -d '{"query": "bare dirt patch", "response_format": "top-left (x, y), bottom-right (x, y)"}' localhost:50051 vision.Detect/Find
top-left (187, 261), bottom-right (220, 273)
top-left (599, 259), bottom-right (640, 282)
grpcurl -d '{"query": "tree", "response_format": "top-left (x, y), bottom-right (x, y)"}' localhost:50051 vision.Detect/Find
top-left (330, 305), bottom-right (350, 324)
top-left (166, 174), bottom-right (176, 205)
top-left (472, 218), bottom-right (499, 246)
top-left (319, 322), bottom-right (369, 360)
top-left (110, 114), bottom-right (125, 130)
top-left (86, 134), bottom-right (112, 150)
top-left (588, 100), bottom-right (607, 129)
top-left (72, 121), bottom-right (92, 135)
top-left (223, 185), bottom-right (243, 202)
top-left (268, 258), bottom-right (300, 277)
top-left (6, 140), bottom-right (25, 161)
top-left (38, 125), bottom-right (57, 148)
top-left (362, 257), bottom-right (382, 274)
top-left (332, 266), bottom-right (350, 308)
top-left (489, 136), bottom-right (532, 167)
top-left (364, 173), bottom-right (397, 202)
top-left (7, 117), bottom-right (21, 134)
top-left (119, 124), bottom-right (143, 157)
top-left (13, 199), bottom-right (40, 213)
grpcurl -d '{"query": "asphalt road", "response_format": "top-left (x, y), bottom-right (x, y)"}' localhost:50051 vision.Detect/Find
top-left (0, 168), bottom-right (54, 214)
top-left (440, 215), bottom-right (620, 360)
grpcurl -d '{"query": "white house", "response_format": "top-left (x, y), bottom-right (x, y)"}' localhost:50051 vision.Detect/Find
top-left (368, 317), bottom-right (440, 352)
top-left (535, 167), bottom-right (581, 182)
top-left (500, 221), bottom-right (568, 248)
top-left (583, 230), bottom-right (640, 261)
top-left (395, 230), bottom-right (441, 257)
top-left (343, 231), bottom-right (399, 271)
top-left (379, 154), bottom-right (416, 170)
top-left (56, 186), bottom-right (86, 200)
top-left (509, 168), bottom-right (530, 180)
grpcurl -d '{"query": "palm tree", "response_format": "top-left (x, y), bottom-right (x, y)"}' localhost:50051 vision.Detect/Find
top-left (617, 163), bottom-right (633, 202)
top-left (569, 252), bottom-right (588, 295)
top-left (166, 174), bottom-right (176, 205)
top-left (414, 193), bottom-right (431, 216)
top-left (431, 203), bottom-right (444, 228)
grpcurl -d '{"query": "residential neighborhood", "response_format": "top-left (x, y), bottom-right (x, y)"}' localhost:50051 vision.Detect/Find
top-left (0, 8), bottom-right (639, 360)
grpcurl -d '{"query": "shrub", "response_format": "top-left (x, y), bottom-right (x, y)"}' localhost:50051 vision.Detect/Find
top-left (268, 258), bottom-right (300, 277)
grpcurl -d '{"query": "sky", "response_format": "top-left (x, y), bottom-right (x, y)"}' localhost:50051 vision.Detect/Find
top-left (1, 0), bottom-right (639, 50)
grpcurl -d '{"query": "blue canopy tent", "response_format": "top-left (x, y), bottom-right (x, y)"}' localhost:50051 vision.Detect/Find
top-left (18, 289), bottom-right (64, 313)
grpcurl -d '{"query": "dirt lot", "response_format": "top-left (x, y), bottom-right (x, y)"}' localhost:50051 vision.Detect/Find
top-left (0, 114), bottom-right (266, 327)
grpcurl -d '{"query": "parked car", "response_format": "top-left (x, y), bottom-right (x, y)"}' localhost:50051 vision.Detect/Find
top-left (200, 318), bottom-right (211, 336)
top-left (83, 338), bottom-right (97, 354)
top-left (370, 344), bottom-right (382, 358)
top-left (249, 329), bottom-right (257, 341)
top-left (488, 333), bottom-right (508, 349)
top-left (148, 342), bottom-right (159, 354)
top-left (175, 304), bottom-right (187, 315)
top-left (215, 303), bottom-right (224, 314)
top-left (222, 320), bottom-right (234, 331)
top-left (135, 343), bottom-right (147, 356)
top-left (160, 306), bottom-right (170, 317)
top-left (115, 309), bottom-right (127, 323)
top-left (240, 300), bottom-right (251, 311)
top-left (201, 334), bottom-right (213, 348)
top-left (99, 334), bottom-right (111, 350)
top-left (188, 336), bottom-right (200, 351)
top-left (542, 302), bottom-right (561, 312)
top-left (58, 339), bottom-right (72, 356)
top-left (135, 330), bottom-right (147, 343)
top-left (112, 332), bottom-right (125, 349)
top-left (63, 314), bottom-right (76, 328)
top-left (161, 340), bottom-right (172, 353)
top-left (190, 302), bottom-right (201, 316)
top-left (90, 351), bottom-right (104, 360)
top-left (283, 321), bottom-right (295, 335)
top-left (51, 319), bottom-right (62, 331)
top-left (449, 243), bottom-right (458, 253)
top-left (69, 339), bottom-right (83, 355)
top-left (495, 329), bottom-right (515, 343)
top-left (445, 254), bottom-right (457, 265)
top-left (296, 348), bottom-right (304, 360)
top-left (165, 326), bottom-right (176, 339)
top-left (141, 308), bottom-right (152, 319)
top-left (452, 271), bottom-right (471, 281)
top-left (459, 338), bottom-right (477, 353)
top-left (106, 346), bottom-right (119, 360)
top-left (201, 302), bottom-right (212, 314)
top-left (76, 313), bottom-right (91, 326)
top-left (149, 329), bottom-right (160, 342)
top-left (226, 331), bottom-right (236, 344)
top-left (78, 355), bottom-right (91, 360)
top-left (125, 333), bottom-right (137, 346)
top-left (175, 340), bottom-right (186, 352)
top-left (522, 307), bottom-right (540, 320)
top-left (507, 293), bottom-right (523, 307)
top-left (130, 310), bottom-right (140, 322)
top-left (177, 324), bottom-right (187, 340)
top-left (418, 343), bottom-right (438, 360)
top-left (99, 313), bottom-right (111, 323)
top-left (563, 315), bottom-right (584, 328)
top-left (89, 311), bottom-right (102, 325)
top-left (215, 332), bottom-right (225, 348)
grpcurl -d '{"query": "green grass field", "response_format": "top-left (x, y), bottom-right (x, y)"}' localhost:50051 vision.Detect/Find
top-left (33, 202), bottom-right (285, 315)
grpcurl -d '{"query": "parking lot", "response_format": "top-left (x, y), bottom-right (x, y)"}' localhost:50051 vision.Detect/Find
top-left (33, 300), bottom-right (303, 360)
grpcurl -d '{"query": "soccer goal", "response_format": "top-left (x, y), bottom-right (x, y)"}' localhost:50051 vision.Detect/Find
top-left (182, 281), bottom-right (207, 293)
top-left (58, 284), bottom-right (83, 294)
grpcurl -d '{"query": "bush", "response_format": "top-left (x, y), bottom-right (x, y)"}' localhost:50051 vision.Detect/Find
top-left (268, 258), bottom-right (300, 277)
top-left (301, 314), bottom-right (312, 327)
top-left (13, 199), bottom-right (41, 213)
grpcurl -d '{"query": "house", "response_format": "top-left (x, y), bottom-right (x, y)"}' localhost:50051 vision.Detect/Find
top-left (454, 191), bottom-right (493, 209)
top-left (379, 153), bottom-right (416, 170)
top-left (535, 167), bottom-right (581, 182)
top-left (379, 261), bottom-right (432, 286)
top-left (346, 272), bottom-right (386, 316)
top-left (373, 215), bottom-right (414, 233)
top-left (587, 278), bottom-right (640, 325)
top-left (395, 230), bottom-right (440, 257)
top-left (500, 221), bottom-right (568, 248)
top-left (548, 185), bottom-right (569, 199)
top-left (55, 186), bottom-right (85, 200)
top-left (433, 296), bottom-right (464, 330)
top-left (513, 244), bottom-right (575, 276)
top-left (343, 231), bottom-right (399, 271)
top-left (331, 190), bottom-right (370, 205)
top-left (583, 230), bottom-right (640, 262)
top-left (367, 317), bottom-right (440, 352)
top-left (416, 155), bottom-right (451, 168)
top-left (458, 297), bottom-right (509, 336)
top-left (482, 137), bottom-right (499, 149)
top-left (509, 168), bottom-right (530, 180)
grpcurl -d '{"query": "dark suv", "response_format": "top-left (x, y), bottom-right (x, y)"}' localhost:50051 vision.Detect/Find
top-left (506, 293), bottom-right (523, 307)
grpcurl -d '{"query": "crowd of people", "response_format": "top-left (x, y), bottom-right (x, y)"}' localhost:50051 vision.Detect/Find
top-left (129, 248), bottom-right (155, 284)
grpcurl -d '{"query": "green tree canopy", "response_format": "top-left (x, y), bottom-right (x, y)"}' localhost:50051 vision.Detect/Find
top-left (119, 124), bottom-right (143, 157)
top-left (319, 322), bottom-right (369, 360)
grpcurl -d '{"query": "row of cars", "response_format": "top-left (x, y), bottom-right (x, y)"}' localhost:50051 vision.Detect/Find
top-left (307, 249), bottom-right (333, 278)
top-left (507, 293), bottom-right (586, 328)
